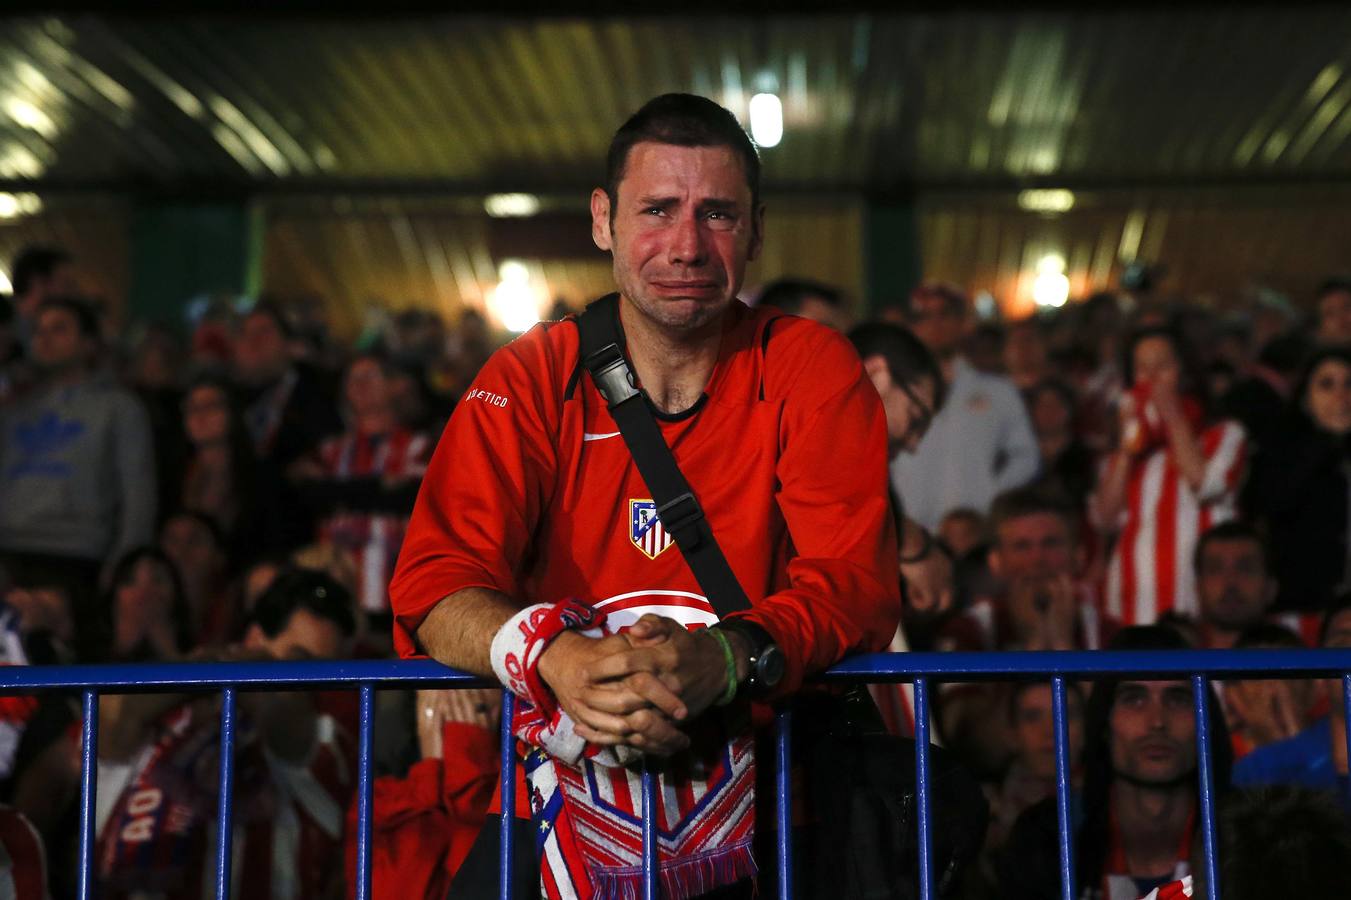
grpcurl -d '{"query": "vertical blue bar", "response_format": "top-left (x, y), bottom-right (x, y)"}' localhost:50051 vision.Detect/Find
top-left (1342, 675), bottom-right (1351, 811)
top-left (355, 684), bottom-right (375, 900)
top-left (215, 687), bottom-right (237, 900)
top-left (1051, 678), bottom-right (1076, 900)
top-left (775, 708), bottom-right (794, 900)
top-left (913, 677), bottom-right (935, 900)
top-left (1191, 675), bottom-right (1220, 900)
top-left (77, 691), bottom-right (98, 900)
top-left (499, 691), bottom-right (516, 900)
top-left (641, 759), bottom-right (659, 900)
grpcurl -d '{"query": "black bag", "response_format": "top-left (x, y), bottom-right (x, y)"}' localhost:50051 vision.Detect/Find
top-left (574, 295), bottom-right (988, 899)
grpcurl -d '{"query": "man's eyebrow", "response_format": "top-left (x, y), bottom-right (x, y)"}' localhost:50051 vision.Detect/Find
top-left (699, 197), bottom-right (740, 209)
top-left (635, 195), bottom-right (678, 207)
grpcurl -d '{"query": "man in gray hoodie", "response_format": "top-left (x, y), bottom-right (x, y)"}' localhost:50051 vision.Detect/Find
top-left (0, 297), bottom-right (156, 654)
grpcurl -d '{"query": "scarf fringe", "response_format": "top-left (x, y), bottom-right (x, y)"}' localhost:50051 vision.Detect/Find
top-left (588, 838), bottom-right (758, 900)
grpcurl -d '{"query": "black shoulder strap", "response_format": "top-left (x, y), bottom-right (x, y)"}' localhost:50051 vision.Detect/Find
top-left (575, 294), bottom-right (751, 618)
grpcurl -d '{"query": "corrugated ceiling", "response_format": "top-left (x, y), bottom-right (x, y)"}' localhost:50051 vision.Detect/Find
top-left (1, 11), bottom-right (1348, 330)
top-left (0, 12), bottom-right (1349, 189)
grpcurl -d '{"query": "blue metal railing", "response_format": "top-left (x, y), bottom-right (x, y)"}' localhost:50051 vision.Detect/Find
top-left (6, 648), bottom-right (1351, 900)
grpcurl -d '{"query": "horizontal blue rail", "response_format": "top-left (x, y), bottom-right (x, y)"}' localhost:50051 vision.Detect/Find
top-left (4, 648), bottom-right (1349, 900)
top-left (4, 648), bottom-right (1351, 692)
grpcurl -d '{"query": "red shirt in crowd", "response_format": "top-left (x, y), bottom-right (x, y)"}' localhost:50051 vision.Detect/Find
top-left (390, 301), bottom-right (902, 813)
top-left (343, 722), bottom-right (498, 900)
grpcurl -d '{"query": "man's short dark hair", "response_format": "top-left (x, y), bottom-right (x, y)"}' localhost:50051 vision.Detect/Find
top-left (243, 300), bottom-right (295, 341)
top-left (11, 245), bottom-right (70, 298)
top-left (1199, 787), bottom-right (1351, 900)
top-left (1007, 677), bottom-right (1084, 724)
top-left (249, 569), bottom-right (356, 640)
top-left (1193, 520), bottom-right (1268, 576)
top-left (1082, 290), bottom-right (1122, 320)
top-left (605, 93), bottom-right (761, 209)
top-left (1256, 331), bottom-right (1311, 376)
top-left (1023, 377), bottom-right (1077, 418)
top-left (37, 296), bottom-right (100, 339)
top-left (163, 509), bottom-right (228, 554)
top-left (346, 348), bottom-right (397, 378)
top-left (847, 321), bottom-right (946, 408)
top-left (1315, 276), bottom-right (1351, 301)
top-left (758, 279), bottom-right (842, 315)
top-left (988, 486), bottom-right (1079, 538)
top-left (903, 281), bottom-right (968, 319)
top-left (1232, 622), bottom-right (1303, 651)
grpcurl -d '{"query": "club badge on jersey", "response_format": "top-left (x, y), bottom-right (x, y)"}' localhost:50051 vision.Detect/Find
top-left (630, 499), bottom-right (675, 559)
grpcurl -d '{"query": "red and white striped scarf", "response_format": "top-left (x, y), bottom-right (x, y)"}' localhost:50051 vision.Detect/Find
top-left (492, 600), bottom-right (756, 900)
top-left (1137, 874), bottom-right (1192, 900)
top-left (96, 703), bottom-right (270, 899)
top-left (317, 427), bottom-right (430, 614)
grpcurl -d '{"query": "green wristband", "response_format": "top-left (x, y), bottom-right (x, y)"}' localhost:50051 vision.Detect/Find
top-left (708, 628), bottom-right (739, 707)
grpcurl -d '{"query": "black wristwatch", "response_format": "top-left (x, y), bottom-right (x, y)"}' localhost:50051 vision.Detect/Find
top-left (713, 618), bottom-right (786, 699)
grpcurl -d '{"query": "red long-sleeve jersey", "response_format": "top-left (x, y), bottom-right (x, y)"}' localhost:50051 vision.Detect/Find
top-left (390, 299), bottom-right (900, 696)
top-left (343, 723), bottom-right (497, 900)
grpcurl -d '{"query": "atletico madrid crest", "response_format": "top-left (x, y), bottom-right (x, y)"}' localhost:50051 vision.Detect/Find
top-left (629, 499), bottom-right (675, 559)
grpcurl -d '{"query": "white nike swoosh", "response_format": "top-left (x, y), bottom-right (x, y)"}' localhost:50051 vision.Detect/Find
top-left (583, 431), bottom-right (622, 442)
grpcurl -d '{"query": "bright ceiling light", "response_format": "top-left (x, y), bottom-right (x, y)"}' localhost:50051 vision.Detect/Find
top-left (0, 192), bottom-right (41, 219)
top-left (1032, 254), bottom-right (1070, 308)
top-left (749, 93), bottom-right (783, 148)
top-left (0, 269), bottom-right (10, 293)
top-left (488, 260), bottom-right (541, 333)
top-left (4, 97), bottom-right (56, 138)
top-left (484, 193), bottom-right (541, 218)
top-left (15, 63), bottom-right (52, 95)
top-left (0, 144), bottom-right (44, 179)
top-left (1018, 189), bottom-right (1076, 214)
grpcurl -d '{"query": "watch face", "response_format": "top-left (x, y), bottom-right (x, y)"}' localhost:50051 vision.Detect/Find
top-left (758, 645), bottom-right (787, 688)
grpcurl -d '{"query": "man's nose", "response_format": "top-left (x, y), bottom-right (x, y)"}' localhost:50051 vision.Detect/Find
top-left (667, 212), bottom-right (706, 265)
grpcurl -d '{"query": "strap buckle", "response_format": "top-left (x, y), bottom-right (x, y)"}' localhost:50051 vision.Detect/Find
top-left (583, 343), bottom-right (640, 409)
top-left (657, 492), bottom-right (704, 549)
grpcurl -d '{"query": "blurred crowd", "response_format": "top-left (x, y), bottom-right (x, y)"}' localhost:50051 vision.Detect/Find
top-left (1, 245), bottom-right (1350, 898)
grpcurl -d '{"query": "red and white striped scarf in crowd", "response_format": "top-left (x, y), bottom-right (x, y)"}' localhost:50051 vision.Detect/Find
top-left (1138, 874), bottom-right (1192, 900)
top-left (317, 427), bottom-right (431, 614)
top-left (1106, 801), bottom-right (1193, 900)
top-left (96, 703), bottom-right (270, 899)
top-left (492, 600), bottom-right (756, 900)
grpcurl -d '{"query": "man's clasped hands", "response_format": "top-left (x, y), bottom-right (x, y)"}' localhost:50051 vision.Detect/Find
top-left (535, 614), bottom-right (748, 757)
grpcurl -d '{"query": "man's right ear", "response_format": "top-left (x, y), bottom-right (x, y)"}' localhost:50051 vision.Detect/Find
top-left (590, 188), bottom-right (614, 251)
top-left (861, 355), bottom-right (891, 393)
